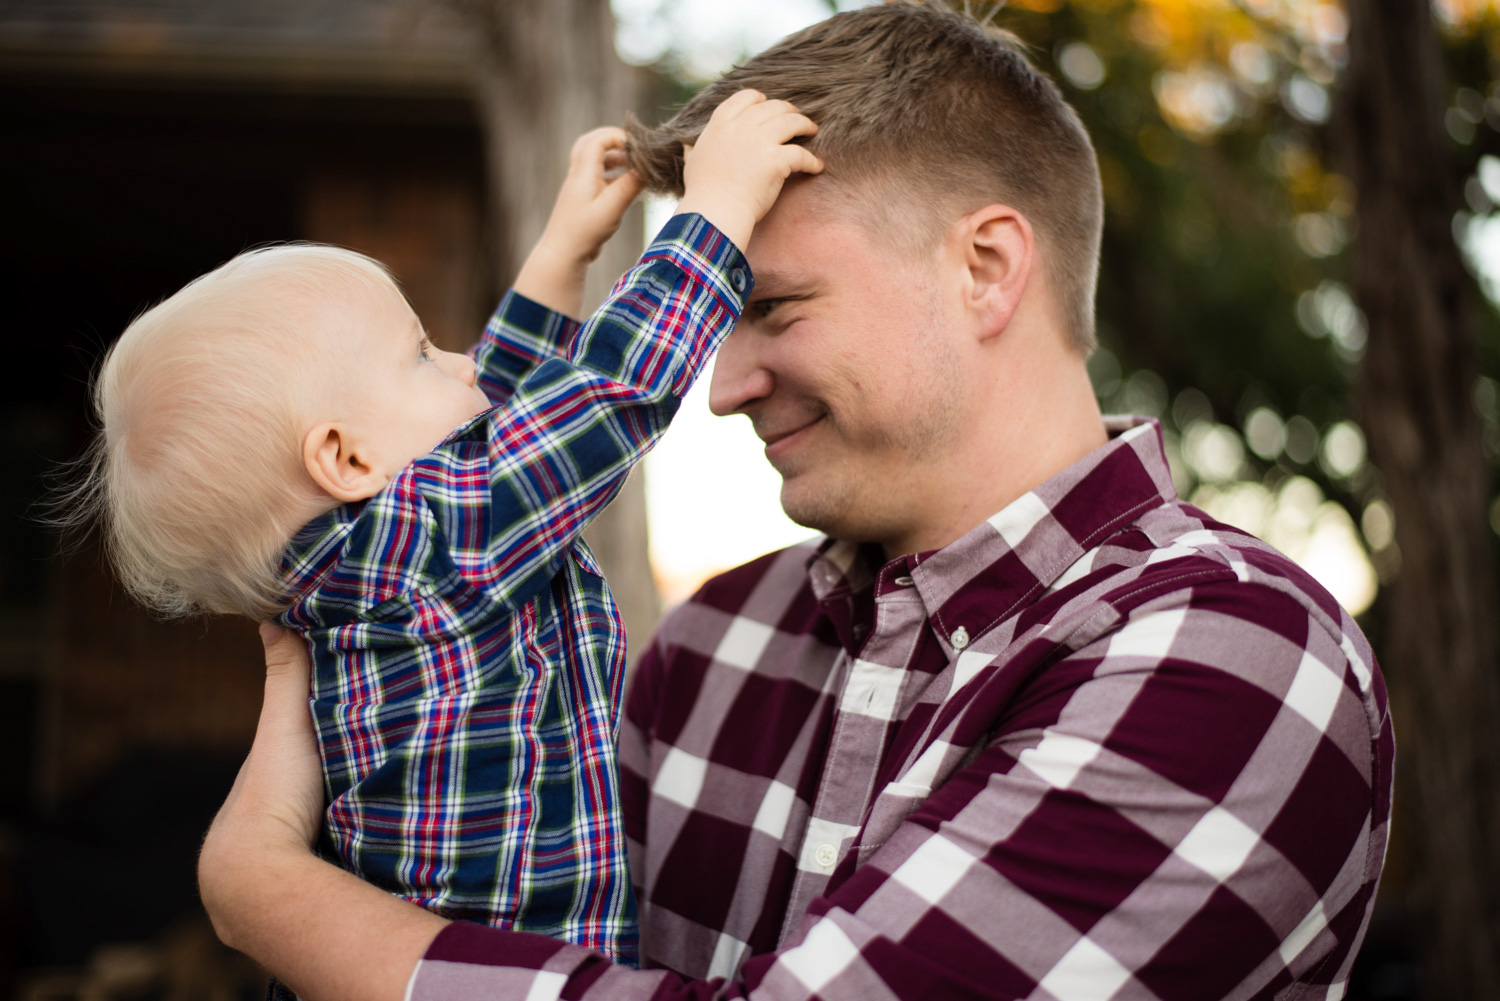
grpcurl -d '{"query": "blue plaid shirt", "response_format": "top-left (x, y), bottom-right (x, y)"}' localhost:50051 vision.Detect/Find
top-left (276, 214), bottom-right (749, 962)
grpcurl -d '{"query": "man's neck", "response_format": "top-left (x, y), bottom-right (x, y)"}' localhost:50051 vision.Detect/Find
top-left (878, 351), bottom-right (1108, 560)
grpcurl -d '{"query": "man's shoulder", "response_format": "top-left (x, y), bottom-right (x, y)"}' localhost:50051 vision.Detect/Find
top-left (1028, 496), bottom-right (1386, 741)
top-left (1045, 496), bottom-right (1356, 636)
top-left (652, 540), bottom-right (828, 656)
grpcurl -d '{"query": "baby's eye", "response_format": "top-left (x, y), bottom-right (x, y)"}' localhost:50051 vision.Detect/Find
top-left (419, 339), bottom-right (434, 361)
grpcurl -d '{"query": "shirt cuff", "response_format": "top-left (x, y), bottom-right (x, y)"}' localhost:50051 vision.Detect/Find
top-left (642, 213), bottom-right (754, 319)
top-left (408, 922), bottom-right (581, 1000)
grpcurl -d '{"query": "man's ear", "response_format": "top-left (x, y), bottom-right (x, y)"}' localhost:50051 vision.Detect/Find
top-left (302, 423), bottom-right (387, 503)
top-left (957, 204), bottom-right (1034, 343)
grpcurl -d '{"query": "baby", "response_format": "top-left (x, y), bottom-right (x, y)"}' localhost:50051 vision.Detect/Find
top-left (68, 91), bottom-right (820, 961)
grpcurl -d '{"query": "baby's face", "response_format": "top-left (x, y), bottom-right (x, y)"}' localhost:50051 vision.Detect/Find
top-left (335, 282), bottom-right (492, 479)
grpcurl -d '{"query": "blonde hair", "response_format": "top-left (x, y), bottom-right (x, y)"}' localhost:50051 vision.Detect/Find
top-left (55, 244), bottom-right (400, 620)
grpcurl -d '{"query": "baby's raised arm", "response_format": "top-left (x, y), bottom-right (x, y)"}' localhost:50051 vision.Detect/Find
top-left (513, 128), bottom-right (645, 319)
top-left (422, 93), bottom-right (822, 610)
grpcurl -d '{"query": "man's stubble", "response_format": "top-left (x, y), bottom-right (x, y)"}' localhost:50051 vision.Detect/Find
top-left (778, 298), bottom-right (965, 549)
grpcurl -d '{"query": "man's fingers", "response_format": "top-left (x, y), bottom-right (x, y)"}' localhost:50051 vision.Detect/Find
top-left (257, 623), bottom-right (313, 744)
top-left (260, 622), bottom-right (309, 682)
top-left (249, 622), bottom-right (324, 845)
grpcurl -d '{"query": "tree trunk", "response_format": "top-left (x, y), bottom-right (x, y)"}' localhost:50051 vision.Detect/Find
top-left (1335, 0), bottom-right (1500, 991)
top-left (447, 0), bottom-right (662, 661)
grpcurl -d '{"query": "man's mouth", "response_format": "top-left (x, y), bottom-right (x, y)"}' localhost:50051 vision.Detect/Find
top-left (760, 415), bottom-right (823, 458)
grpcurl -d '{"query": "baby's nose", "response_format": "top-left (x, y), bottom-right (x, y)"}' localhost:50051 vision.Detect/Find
top-left (444, 351), bottom-right (478, 385)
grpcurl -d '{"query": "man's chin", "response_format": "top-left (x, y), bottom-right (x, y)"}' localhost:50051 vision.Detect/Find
top-left (778, 478), bottom-right (849, 539)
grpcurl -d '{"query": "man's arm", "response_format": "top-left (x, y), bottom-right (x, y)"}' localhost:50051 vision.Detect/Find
top-left (206, 586), bottom-right (1389, 999)
top-left (198, 626), bottom-right (447, 1001)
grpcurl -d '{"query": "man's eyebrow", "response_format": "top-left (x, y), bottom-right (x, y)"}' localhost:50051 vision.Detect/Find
top-left (745, 268), bottom-right (813, 300)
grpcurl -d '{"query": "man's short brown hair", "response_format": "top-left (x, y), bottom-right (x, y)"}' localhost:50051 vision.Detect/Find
top-left (625, 0), bottom-right (1104, 354)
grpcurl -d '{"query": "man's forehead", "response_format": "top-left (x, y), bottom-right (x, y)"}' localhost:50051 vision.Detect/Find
top-left (746, 178), bottom-right (858, 281)
top-left (747, 174), bottom-right (936, 291)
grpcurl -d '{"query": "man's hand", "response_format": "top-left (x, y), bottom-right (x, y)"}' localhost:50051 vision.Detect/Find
top-left (199, 625), bottom-right (446, 1001)
top-left (514, 127), bottom-right (646, 318)
top-left (675, 89), bottom-right (823, 250)
top-left (215, 624), bottom-right (323, 850)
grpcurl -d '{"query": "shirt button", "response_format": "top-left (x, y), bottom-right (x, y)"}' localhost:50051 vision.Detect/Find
top-left (730, 267), bottom-right (747, 293)
top-left (950, 626), bottom-right (970, 650)
top-left (815, 843), bottom-right (837, 867)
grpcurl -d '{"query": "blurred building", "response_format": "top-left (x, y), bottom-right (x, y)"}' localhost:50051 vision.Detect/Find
top-left (0, 1), bottom-right (625, 994)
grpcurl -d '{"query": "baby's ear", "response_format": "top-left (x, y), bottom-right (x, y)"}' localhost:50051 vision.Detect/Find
top-left (303, 423), bottom-right (386, 503)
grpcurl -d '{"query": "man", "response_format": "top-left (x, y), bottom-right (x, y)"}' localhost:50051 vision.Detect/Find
top-left (199, 4), bottom-right (1393, 999)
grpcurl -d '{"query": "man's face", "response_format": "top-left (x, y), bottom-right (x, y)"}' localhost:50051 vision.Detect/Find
top-left (709, 177), bottom-right (968, 554)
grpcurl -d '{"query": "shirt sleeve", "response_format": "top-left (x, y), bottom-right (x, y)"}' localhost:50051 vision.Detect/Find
top-left (407, 579), bottom-right (1389, 1000)
top-left (408, 212), bottom-right (751, 610)
top-left (470, 290), bottom-right (582, 407)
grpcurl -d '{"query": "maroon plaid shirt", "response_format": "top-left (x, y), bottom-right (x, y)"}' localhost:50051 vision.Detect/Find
top-left (410, 416), bottom-right (1394, 1000)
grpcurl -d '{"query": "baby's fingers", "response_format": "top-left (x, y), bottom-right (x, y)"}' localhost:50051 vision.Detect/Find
top-left (711, 88), bottom-right (767, 120)
top-left (778, 145), bottom-right (825, 178)
top-left (569, 126), bottom-right (629, 174)
top-left (743, 97), bottom-right (802, 123)
top-left (767, 110), bottom-right (819, 144)
top-left (596, 168), bottom-right (645, 219)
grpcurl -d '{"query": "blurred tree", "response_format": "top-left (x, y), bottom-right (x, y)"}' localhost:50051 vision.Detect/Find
top-left (994, 0), bottom-right (1500, 990)
top-left (1335, 0), bottom-right (1500, 992)
top-left (441, 0), bottom-right (662, 659)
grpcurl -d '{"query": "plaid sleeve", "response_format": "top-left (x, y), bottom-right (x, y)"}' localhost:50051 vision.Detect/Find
top-left (470, 290), bottom-right (581, 406)
top-left (414, 213), bottom-right (749, 610)
top-left (409, 578), bottom-right (1390, 999)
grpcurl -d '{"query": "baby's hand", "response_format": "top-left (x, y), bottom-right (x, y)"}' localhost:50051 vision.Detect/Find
top-left (541, 127), bottom-right (645, 263)
top-left (675, 90), bottom-right (823, 250)
top-left (515, 127), bottom-right (645, 317)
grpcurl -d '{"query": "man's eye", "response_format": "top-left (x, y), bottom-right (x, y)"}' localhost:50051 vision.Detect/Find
top-left (754, 299), bottom-right (784, 318)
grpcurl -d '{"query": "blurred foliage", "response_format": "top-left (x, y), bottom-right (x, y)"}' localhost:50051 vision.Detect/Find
top-left (965, 0), bottom-right (1500, 621)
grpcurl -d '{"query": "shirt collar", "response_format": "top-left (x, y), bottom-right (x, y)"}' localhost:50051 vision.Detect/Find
top-left (805, 416), bottom-right (1177, 648)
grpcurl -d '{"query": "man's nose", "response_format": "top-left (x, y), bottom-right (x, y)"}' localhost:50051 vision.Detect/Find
top-left (708, 325), bottom-right (775, 416)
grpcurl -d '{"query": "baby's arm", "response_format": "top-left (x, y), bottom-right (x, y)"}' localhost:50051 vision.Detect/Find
top-left (514, 128), bottom-right (644, 320)
top-left (419, 92), bottom-right (822, 609)
top-left (470, 129), bottom-right (641, 406)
